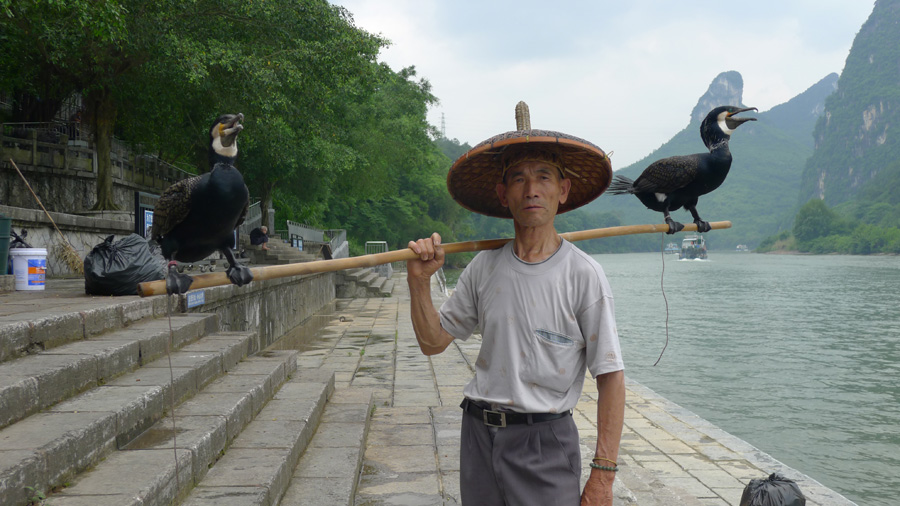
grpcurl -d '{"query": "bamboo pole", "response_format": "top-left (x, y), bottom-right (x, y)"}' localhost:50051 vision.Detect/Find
top-left (137, 220), bottom-right (731, 297)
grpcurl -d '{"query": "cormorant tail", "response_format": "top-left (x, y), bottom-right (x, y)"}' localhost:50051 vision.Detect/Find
top-left (607, 175), bottom-right (636, 195)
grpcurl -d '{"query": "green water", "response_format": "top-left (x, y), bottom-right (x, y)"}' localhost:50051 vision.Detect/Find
top-left (445, 251), bottom-right (900, 505)
top-left (594, 251), bottom-right (899, 506)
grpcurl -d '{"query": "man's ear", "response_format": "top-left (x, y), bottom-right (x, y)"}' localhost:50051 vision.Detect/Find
top-left (495, 183), bottom-right (509, 208)
top-left (558, 178), bottom-right (572, 205)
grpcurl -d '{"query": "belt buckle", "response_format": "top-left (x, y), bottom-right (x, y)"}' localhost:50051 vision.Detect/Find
top-left (483, 409), bottom-right (506, 428)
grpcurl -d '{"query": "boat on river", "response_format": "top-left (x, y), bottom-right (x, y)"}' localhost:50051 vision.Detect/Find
top-left (679, 233), bottom-right (707, 260)
top-left (664, 242), bottom-right (679, 254)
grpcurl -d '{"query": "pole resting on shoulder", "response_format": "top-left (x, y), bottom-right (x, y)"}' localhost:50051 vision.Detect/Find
top-left (136, 221), bottom-right (733, 297)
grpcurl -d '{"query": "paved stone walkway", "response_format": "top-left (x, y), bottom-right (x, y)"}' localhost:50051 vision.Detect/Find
top-left (281, 277), bottom-right (855, 506)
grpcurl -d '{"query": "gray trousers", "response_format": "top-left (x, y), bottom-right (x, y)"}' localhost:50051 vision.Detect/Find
top-left (459, 406), bottom-right (582, 506)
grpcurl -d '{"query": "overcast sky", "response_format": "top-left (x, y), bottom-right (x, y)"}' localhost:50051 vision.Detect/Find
top-left (332, 1), bottom-right (875, 168)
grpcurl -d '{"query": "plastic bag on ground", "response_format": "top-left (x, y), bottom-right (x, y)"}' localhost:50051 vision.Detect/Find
top-left (84, 234), bottom-right (166, 296)
top-left (740, 473), bottom-right (806, 506)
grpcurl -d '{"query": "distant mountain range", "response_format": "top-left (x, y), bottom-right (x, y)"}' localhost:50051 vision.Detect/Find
top-left (584, 71), bottom-right (839, 249)
top-left (799, 0), bottom-right (900, 212)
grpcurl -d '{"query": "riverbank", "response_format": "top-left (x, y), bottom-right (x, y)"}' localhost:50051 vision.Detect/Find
top-left (0, 271), bottom-right (857, 505)
top-left (279, 275), bottom-right (855, 505)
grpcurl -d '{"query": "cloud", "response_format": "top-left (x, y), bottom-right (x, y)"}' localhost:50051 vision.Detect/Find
top-left (335, 1), bottom-right (874, 167)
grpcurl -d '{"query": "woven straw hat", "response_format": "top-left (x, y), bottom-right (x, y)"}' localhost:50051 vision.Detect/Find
top-left (447, 101), bottom-right (613, 219)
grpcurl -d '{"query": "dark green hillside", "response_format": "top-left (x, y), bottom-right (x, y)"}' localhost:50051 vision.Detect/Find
top-left (761, 0), bottom-right (900, 255)
top-left (799, 0), bottom-right (900, 207)
top-left (584, 72), bottom-right (836, 250)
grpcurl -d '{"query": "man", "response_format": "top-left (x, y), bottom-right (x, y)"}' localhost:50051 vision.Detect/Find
top-left (249, 225), bottom-right (269, 250)
top-left (406, 103), bottom-right (625, 506)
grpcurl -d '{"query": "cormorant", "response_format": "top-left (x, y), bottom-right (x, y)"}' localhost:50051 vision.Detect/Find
top-left (151, 113), bottom-right (253, 294)
top-left (608, 105), bottom-right (757, 234)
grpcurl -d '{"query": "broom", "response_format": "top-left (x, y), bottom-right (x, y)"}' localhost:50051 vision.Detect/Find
top-left (9, 159), bottom-right (84, 276)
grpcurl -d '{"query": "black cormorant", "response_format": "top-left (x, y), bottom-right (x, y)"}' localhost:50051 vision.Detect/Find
top-left (151, 113), bottom-right (253, 294)
top-left (608, 105), bottom-right (757, 234)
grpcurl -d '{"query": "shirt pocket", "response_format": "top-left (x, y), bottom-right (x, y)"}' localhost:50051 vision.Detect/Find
top-left (522, 329), bottom-right (583, 395)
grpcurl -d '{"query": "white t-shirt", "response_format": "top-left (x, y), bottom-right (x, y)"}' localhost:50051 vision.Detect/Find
top-left (439, 239), bottom-right (624, 414)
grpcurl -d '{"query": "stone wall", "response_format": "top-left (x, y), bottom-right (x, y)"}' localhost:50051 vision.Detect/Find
top-left (180, 271), bottom-right (336, 352)
top-left (1, 204), bottom-right (133, 276)
top-left (1, 133), bottom-right (190, 214)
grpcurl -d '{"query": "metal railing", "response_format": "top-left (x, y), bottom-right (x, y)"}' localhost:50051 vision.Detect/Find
top-left (1, 122), bottom-right (195, 190)
top-left (365, 241), bottom-right (393, 279)
top-left (325, 229), bottom-right (348, 259)
top-left (238, 201), bottom-right (263, 236)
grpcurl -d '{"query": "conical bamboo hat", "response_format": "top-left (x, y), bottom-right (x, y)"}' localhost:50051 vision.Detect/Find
top-left (447, 102), bottom-right (613, 218)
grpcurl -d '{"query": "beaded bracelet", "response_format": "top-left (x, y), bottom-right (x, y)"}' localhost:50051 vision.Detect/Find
top-left (589, 462), bottom-right (618, 472)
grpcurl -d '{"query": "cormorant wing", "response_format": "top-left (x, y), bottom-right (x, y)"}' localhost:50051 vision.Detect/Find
top-left (235, 185), bottom-right (250, 228)
top-left (151, 175), bottom-right (202, 239)
top-left (633, 154), bottom-right (702, 194)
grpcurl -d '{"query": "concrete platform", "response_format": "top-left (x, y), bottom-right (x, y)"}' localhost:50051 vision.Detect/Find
top-left (284, 277), bottom-right (856, 506)
top-left (0, 274), bottom-right (856, 505)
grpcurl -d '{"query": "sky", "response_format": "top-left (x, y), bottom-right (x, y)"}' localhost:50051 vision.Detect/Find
top-left (330, 1), bottom-right (875, 168)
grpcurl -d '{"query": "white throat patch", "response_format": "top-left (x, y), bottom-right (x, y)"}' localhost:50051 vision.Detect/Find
top-left (718, 117), bottom-right (734, 136)
top-left (212, 136), bottom-right (238, 158)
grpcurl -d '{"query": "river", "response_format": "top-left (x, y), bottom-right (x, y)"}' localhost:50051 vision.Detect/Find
top-left (446, 251), bottom-right (899, 505)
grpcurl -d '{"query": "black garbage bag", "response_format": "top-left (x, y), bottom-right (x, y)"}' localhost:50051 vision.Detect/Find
top-left (84, 234), bottom-right (166, 296)
top-left (740, 473), bottom-right (806, 506)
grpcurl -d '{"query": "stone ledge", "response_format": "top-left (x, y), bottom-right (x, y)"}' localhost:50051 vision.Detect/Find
top-left (0, 205), bottom-right (132, 233)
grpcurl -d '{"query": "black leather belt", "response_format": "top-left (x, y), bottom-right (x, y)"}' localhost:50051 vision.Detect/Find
top-left (461, 399), bottom-right (571, 428)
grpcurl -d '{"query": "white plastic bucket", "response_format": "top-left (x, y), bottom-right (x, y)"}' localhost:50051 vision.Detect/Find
top-left (10, 248), bottom-right (47, 291)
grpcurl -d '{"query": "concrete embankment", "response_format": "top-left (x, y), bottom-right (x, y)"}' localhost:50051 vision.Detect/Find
top-left (0, 271), bottom-right (855, 505)
top-left (310, 278), bottom-right (856, 506)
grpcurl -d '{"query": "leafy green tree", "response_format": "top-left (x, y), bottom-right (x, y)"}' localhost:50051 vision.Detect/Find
top-left (793, 199), bottom-right (841, 243)
top-left (1, 0), bottom-right (160, 209)
top-left (1, 0), bottom-right (384, 217)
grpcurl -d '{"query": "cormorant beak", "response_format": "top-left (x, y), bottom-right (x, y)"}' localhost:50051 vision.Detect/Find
top-left (725, 107), bottom-right (757, 130)
top-left (218, 113), bottom-right (244, 147)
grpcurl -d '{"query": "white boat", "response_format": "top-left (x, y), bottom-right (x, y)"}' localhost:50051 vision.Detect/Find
top-left (679, 234), bottom-right (707, 260)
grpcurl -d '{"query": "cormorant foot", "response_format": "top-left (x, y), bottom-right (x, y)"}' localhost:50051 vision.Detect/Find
top-left (694, 220), bottom-right (711, 233)
top-left (166, 262), bottom-right (194, 295)
top-left (665, 218), bottom-right (685, 235)
top-left (226, 264), bottom-right (254, 287)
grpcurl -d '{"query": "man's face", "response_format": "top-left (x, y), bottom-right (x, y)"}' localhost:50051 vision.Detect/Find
top-left (495, 161), bottom-right (571, 228)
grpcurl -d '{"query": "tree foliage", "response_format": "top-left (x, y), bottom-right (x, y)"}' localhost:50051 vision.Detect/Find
top-left (758, 198), bottom-right (900, 254)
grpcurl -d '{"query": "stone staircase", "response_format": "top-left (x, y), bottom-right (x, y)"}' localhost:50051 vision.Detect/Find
top-left (335, 268), bottom-right (394, 298)
top-left (239, 233), bottom-right (321, 266)
top-left (0, 304), bottom-right (346, 506)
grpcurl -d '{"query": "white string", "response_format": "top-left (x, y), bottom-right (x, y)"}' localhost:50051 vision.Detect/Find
top-left (653, 234), bottom-right (670, 366)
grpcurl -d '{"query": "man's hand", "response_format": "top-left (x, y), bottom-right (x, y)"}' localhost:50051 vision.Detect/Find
top-left (406, 232), bottom-right (453, 356)
top-left (581, 469), bottom-right (615, 506)
top-left (407, 232), bottom-right (444, 281)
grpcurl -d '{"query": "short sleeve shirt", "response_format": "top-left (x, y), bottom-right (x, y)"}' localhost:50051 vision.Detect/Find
top-left (439, 239), bottom-right (623, 414)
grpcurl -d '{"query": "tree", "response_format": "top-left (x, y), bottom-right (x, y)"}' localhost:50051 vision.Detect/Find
top-left (1, 0), bottom-right (385, 215)
top-left (793, 198), bottom-right (840, 243)
top-left (1, 0), bottom-right (165, 210)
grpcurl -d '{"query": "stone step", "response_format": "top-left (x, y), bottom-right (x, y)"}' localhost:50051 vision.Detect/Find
top-left (358, 272), bottom-right (377, 286)
top-left (379, 279), bottom-right (395, 297)
top-left (365, 276), bottom-right (387, 297)
top-left (0, 294), bottom-right (169, 363)
top-left (0, 330), bottom-right (264, 506)
top-left (182, 369), bottom-right (337, 505)
top-left (0, 313), bottom-right (219, 430)
top-left (342, 268), bottom-right (372, 283)
top-left (43, 351), bottom-right (303, 506)
top-left (279, 388), bottom-right (374, 506)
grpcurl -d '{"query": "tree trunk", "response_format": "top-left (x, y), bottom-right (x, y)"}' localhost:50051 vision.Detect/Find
top-left (88, 88), bottom-right (120, 211)
top-left (260, 180), bottom-right (276, 231)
